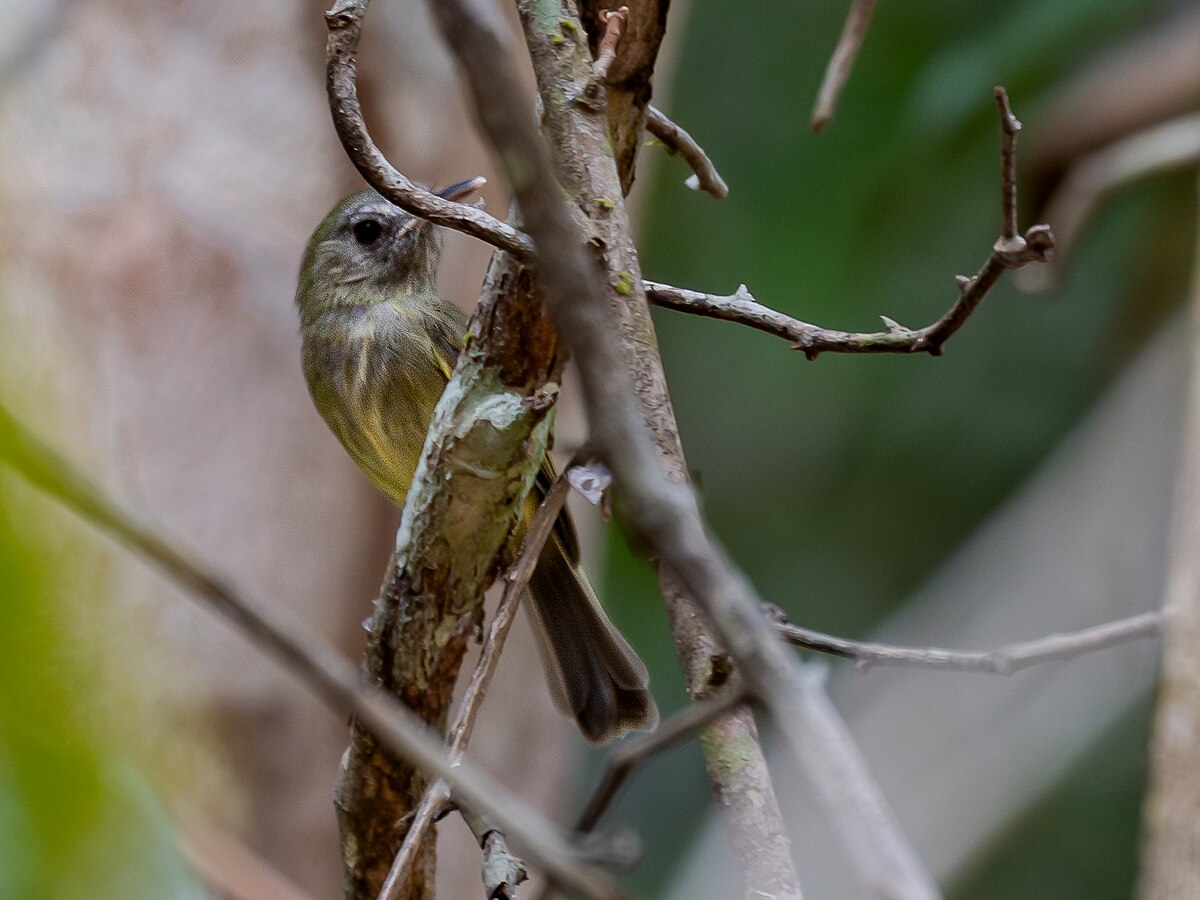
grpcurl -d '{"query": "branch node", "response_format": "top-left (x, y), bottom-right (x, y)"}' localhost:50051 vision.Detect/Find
top-left (993, 85), bottom-right (1022, 135)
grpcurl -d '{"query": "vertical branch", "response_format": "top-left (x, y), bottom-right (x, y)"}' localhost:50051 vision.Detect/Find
top-left (994, 86), bottom-right (1022, 247)
top-left (1138, 173), bottom-right (1200, 900)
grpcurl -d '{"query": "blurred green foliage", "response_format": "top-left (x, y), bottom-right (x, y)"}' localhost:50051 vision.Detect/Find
top-left (597, 0), bottom-right (1194, 895)
top-left (0, 468), bottom-right (202, 899)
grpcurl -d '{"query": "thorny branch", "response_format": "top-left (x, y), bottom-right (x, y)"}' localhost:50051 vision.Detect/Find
top-left (645, 106), bottom-right (729, 199)
top-left (811, 0), bottom-right (879, 133)
top-left (376, 472), bottom-right (576, 900)
top-left (317, 0), bottom-right (1058, 895)
top-left (646, 86), bottom-right (1055, 360)
top-left (772, 609), bottom-right (1163, 674)
top-left (0, 404), bottom-right (623, 900)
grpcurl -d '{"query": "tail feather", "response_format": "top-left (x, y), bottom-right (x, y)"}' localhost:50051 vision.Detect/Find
top-left (525, 533), bottom-right (658, 745)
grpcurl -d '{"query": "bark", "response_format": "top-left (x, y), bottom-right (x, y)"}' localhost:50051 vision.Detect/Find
top-left (333, 252), bottom-right (561, 898)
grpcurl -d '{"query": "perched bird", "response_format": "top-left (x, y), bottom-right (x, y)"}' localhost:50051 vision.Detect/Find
top-left (295, 180), bottom-right (658, 744)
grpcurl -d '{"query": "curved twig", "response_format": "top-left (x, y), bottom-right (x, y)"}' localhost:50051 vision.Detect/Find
top-left (324, 0), bottom-right (533, 258)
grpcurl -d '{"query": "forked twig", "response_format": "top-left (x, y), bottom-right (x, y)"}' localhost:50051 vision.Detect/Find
top-left (535, 684), bottom-right (751, 900)
top-left (576, 683), bottom-right (750, 833)
top-left (647, 86), bottom-right (1055, 360)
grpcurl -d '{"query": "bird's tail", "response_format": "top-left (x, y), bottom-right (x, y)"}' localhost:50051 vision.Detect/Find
top-left (525, 534), bottom-right (658, 745)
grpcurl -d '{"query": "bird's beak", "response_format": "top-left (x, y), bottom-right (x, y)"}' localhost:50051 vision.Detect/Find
top-left (395, 177), bottom-right (488, 239)
top-left (437, 176), bottom-right (487, 203)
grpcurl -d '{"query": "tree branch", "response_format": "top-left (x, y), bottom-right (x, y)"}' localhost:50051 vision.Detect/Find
top-left (0, 402), bottom-right (623, 900)
top-left (772, 609), bottom-right (1162, 674)
top-left (376, 472), bottom-right (574, 900)
top-left (1137, 169), bottom-right (1200, 900)
top-left (505, 2), bottom-right (807, 896)
top-left (323, 0), bottom-right (532, 259)
top-left (645, 106), bottom-right (729, 199)
top-left (575, 683), bottom-right (751, 834)
top-left (811, 0), bottom-right (878, 133)
top-left (648, 86), bottom-right (1054, 359)
top-left (324, 2), bottom-right (578, 894)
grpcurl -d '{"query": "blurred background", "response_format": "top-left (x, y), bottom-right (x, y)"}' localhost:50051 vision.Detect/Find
top-left (1, 0), bottom-right (1197, 898)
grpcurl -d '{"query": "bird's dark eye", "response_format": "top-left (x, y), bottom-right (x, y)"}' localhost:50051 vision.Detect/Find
top-left (353, 219), bottom-right (384, 245)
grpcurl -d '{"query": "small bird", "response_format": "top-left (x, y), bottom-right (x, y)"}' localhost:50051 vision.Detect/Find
top-left (295, 180), bottom-right (658, 745)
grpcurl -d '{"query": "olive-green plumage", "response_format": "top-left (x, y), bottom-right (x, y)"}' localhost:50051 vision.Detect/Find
top-left (296, 186), bottom-right (657, 745)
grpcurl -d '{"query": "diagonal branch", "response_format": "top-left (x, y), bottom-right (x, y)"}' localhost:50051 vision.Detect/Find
top-left (0, 402), bottom-right (623, 900)
top-left (811, 0), bottom-right (879, 133)
top-left (426, 1), bottom-right (948, 898)
top-left (645, 106), bottom-right (729, 199)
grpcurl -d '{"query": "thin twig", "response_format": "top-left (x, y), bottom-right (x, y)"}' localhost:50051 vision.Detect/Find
top-left (323, 0), bottom-right (533, 259)
top-left (532, 685), bottom-right (750, 900)
top-left (647, 86), bottom-right (1055, 360)
top-left (376, 474), bottom-right (573, 900)
top-left (994, 85), bottom-right (1022, 246)
top-left (645, 106), bottom-right (729, 199)
top-left (0, 403), bottom-right (623, 900)
top-left (773, 610), bottom-right (1163, 674)
top-left (576, 683), bottom-right (750, 833)
top-left (811, 0), bottom-right (878, 133)
top-left (376, 785), bottom-right (450, 900)
top-left (592, 6), bottom-right (629, 80)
